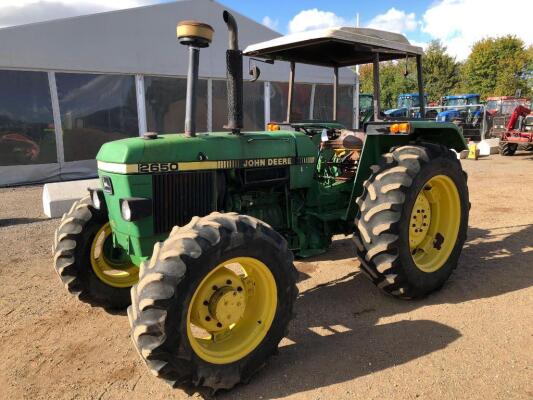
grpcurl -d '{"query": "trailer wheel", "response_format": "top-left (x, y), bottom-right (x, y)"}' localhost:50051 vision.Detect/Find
top-left (354, 144), bottom-right (469, 299)
top-left (53, 194), bottom-right (138, 309)
top-left (128, 212), bottom-right (297, 392)
top-left (499, 142), bottom-right (517, 156)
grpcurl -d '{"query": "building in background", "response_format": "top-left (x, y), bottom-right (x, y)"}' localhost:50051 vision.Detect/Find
top-left (0, 0), bottom-right (355, 186)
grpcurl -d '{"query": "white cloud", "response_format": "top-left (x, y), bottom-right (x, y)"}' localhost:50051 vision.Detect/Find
top-left (0, 0), bottom-right (155, 28)
top-left (261, 16), bottom-right (279, 31)
top-left (367, 7), bottom-right (417, 34)
top-left (288, 9), bottom-right (352, 34)
top-left (422, 0), bottom-right (533, 60)
top-left (409, 40), bottom-right (428, 50)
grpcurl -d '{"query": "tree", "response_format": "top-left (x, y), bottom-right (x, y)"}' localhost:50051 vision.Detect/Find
top-left (358, 58), bottom-right (417, 110)
top-left (461, 36), bottom-right (531, 99)
top-left (358, 42), bottom-right (462, 109)
top-left (422, 40), bottom-right (460, 102)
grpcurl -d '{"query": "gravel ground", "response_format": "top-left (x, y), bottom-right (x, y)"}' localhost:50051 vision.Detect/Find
top-left (0, 152), bottom-right (532, 400)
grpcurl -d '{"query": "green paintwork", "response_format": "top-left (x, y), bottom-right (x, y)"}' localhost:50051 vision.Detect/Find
top-left (97, 131), bottom-right (313, 165)
top-left (96, 121), bottom-right (467, 266)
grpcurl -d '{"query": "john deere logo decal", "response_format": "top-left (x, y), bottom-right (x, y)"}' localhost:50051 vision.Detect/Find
top-left (242, 158), bottom-right (292, 168)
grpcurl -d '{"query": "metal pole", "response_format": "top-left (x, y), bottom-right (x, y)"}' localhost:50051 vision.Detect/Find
top-left (48, 71), bottom-right (65, 166)
top-left (481, 106), bottom-right (487, 140)
top-left (354, 13), bottom-right (360, 129)
top-left (333, 66), bottom-right (338, 121)
top-left (372, 53), bottom-right (381, 121)
top-left (416, 54), bottom-right (425, 118)
top-left (287, 61), bottom-right (295, 123)
top-left (135, 74), bottom-right (147, 135)
top-left (354, 74), bottom-right (360, 129)
top-left (185, 46), bottom-right (200, 137)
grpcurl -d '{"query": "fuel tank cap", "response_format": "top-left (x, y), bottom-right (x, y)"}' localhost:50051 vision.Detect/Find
top-left (143, 132), bottom-right (158, 140)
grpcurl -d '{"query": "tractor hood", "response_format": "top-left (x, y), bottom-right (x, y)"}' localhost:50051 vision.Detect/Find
top-left (384, 107), bottom-right (408, 117)
top-left (437, 109), bottom-right (460, 122)
top-left (96, 131), bottom-right (316, 172)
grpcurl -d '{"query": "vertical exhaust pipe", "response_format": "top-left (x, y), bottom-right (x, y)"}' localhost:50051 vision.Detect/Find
top-left (177, 20), bottom-right (214, 137)
top-left (223, 11), bottom-right (243, 134)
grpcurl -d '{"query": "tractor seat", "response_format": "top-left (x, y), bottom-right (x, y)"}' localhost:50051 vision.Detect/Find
top-left (326, 129), bottom-right (365, 150)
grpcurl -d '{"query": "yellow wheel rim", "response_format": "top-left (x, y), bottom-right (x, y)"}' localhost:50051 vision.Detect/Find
top-left (187, 257), bottom-right (277, 364)
top-left (90, 223), bottom-right (139, 288)
top-left (409, 175), bottom-right (461, 273)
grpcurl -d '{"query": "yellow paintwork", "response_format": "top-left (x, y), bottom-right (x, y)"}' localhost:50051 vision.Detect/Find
top-left (409, 175), bottom-right (461, 273)
top-left (187, 257), bottom-right (277, 364)
top-left (176, 21), bottom-right (214, 42)
top-left (90, 223), bottom-right (139, 287)
top-left (467, 143), bottom-right (479, 160)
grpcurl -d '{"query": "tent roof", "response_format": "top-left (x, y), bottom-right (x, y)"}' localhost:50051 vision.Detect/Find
top-left (0, 0), bottom-right (354, 84)
top-left (244, 27), bottom-right (423, 67)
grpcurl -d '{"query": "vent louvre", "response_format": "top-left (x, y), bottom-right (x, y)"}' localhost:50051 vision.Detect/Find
top-left (152, 171), bottom-right (215, 234)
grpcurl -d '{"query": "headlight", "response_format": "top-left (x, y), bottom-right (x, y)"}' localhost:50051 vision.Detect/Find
top-left (121, 200), bottom-right (132, 221)
top-left (89, 188), bottom-right (106, 211)
top-left (101, 176), bottom-right (113, 194)
top-left (120, 198), bottom-right (152, 222)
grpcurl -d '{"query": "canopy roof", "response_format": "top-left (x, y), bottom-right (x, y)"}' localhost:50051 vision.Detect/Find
top-left (244, 27), bottom-right (423, 67)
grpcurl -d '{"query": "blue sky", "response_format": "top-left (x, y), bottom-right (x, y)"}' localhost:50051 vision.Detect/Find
top-left (221, 0), bottom-right (427, 39)
top-left (218, 0), bottom-right (532, 60)
top-left (0, 0), bottom-right (530, 61)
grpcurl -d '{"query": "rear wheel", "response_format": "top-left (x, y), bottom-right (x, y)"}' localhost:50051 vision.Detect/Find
top-left (128, 212), bottom-right (297, 392)
top-left (499, 141), bottom-right (517, 156)
top-left (53, 194), bottom-right (138, 309)
top-left (354, 144), bottom-right (469, 298)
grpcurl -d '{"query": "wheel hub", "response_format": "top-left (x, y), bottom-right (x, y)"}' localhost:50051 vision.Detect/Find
top-left (209, 287), bottom-right (246, 327)
top-left (409, 191), bottom-right (432, 249)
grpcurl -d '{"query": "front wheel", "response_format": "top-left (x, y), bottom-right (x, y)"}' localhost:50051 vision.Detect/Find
top-left (128, 212), bottom-right (298, 392)
top-left (53, 194), bottom-right (138, 309)
top-left (354, 144), bottom-right (469, 299)
top-left (499, 142), bottom-right (517, 156)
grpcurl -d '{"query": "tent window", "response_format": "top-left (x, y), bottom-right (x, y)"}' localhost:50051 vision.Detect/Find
top-left (243, 81), bottom-right (265, 131)
top-left (269, 82), bottom-right (312, 123)
top-left (144, 76), bottom-right (207, 133)
top-left (313, 84), bottom-right (353, 127)
top-left (56, 73), bottom-right (138, 162)
top-left (0, 70), bottom-right (56, 166)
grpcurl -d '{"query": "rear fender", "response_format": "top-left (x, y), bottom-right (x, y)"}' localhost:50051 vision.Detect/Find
top-left (345, 122), bottom-right (466, 220)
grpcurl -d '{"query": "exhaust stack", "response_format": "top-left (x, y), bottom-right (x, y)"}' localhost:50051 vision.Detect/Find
top-left (223, 11), bottom-right (243, 134)
top-left (177, 21), bottom-right (214, 137)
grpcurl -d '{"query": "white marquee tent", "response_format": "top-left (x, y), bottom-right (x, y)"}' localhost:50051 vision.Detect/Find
top-left (0, 0), bottom-right (356, 186)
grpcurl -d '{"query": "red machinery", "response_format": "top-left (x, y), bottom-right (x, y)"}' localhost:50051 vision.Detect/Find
top-left (499, 105), bottom-right (533, 156)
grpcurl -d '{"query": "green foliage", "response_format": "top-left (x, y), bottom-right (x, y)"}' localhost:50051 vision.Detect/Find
top-left (461, 36), bottom-right (531, 99)
top-left (358, 36), bottom-right (532, 108)
top-left (359, 58), bottom-right (417, 109)
top-left (422, 40), bottom-right (460, 102)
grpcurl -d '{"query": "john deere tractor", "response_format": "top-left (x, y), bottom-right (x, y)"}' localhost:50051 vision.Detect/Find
top-left (52, 11), bottom-right (469, 392)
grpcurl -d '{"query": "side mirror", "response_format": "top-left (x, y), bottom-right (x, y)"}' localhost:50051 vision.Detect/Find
top-left (249, 65), bottom-right (261, 82)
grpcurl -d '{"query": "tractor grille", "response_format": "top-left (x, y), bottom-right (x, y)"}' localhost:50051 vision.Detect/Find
top-left (152, 171), bottom-right (215, 234)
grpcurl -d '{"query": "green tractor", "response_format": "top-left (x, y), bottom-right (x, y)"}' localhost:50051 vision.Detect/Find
top-left (52, 11), bottom-right (469, 392)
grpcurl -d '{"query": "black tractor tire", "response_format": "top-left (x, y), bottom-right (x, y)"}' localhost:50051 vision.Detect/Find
top-left (499, 141), bottom-right (517, 156)
top-left (128, 212), bottom-right (298, 393)
top-left (53, 194), bottom-right (134, 309)
top-left (353, 144), bottom-right (469, 299)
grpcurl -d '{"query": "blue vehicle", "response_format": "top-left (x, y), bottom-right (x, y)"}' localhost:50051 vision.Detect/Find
top-left (384, 93), bottom-right (427, 118)
top-left (436, 94), bottom-right (483, 140)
